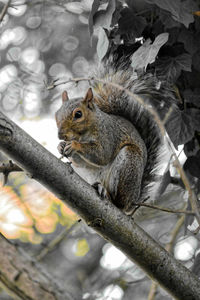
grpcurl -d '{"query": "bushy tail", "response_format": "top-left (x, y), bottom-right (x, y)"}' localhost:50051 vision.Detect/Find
top-left (91, 58), bottom-right (177, 202)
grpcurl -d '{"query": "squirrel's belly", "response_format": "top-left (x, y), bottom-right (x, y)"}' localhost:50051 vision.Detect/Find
top-left (71, 153), bottom-right (109, 187)
top-left (72, 163), bottom-right (104, 185)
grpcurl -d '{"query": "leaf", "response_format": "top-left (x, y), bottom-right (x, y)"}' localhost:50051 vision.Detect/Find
top-left (152, 20), bottom-right (164, 37)
top-left (165, 109), bottom-right (194, 148)
top-left (97, 27), bottom-right (109, 61)
top-left (180, 69), bottom-right (200, 90)
top-left (184, 138), bottom-right (199, 157)
top-left (178, 29), bottom-right (200, 55)
top-left (167, 28), bottom-right (180, 46)
top-left (192, 50), bottom-right (200, 72)
top-left (88, 0), bottom-right (101, 37)
top-left (187, 108), bottom-right (200, 130)
top-left (118, 7), bottom-right (147, 37)
top-left (150, 33), bottom-right (169, 62)
top-left (93, 0), bottom-right (116, 30)
top-left (177, 53), bottom-right (192, 72)
top-left (184, 151), bottom-right (200, 179)
top-left (184, 89), bottom-right (200, 108)
top-left (156, 57), bottom-right (180, 83)
top-left (156, 53), bottom-right (192, 83)
top-left (145, 0), bottom-right (198, 28)
top-left (131, 33), bottom-right (169, 71)
top-left (131, 39), bottom-right (151, 71)
top-left (159, 10), bottom-right (180, 29)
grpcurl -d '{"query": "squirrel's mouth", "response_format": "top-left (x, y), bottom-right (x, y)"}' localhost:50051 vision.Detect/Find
top-left (63, 136), bottom-right (78, 142)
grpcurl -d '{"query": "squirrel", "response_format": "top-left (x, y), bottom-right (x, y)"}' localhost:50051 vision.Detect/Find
top-left (55, 59), bottom-right (177, 215)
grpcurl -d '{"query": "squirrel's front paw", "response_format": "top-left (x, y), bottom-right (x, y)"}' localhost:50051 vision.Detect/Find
top-left (57, 141), bottom-right (67, 156)
top-left (61, 140), bottom-right (81, 158)
top-left (58, 140), bottom-right (82, 158)
top-left (57, 141), bottom-right (73, 158)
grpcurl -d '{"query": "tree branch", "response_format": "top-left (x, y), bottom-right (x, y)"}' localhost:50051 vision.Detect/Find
top-left (0, 112), bottom-right (200, 300)
top-left (133, 202), bottom-right (194, 215)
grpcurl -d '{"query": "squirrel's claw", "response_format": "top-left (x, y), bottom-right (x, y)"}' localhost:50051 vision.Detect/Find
top-left (57, 141), bottom-right (67, 155)
top-left (57, 141), bottom-right (74, 158)
top-left (92, 182), bottom-right (111, 201)
top-left (63, 142), bottom-right (74, 158)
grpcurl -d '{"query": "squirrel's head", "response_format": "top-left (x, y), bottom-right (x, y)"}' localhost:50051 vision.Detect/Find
top-left (55, 88), bottom-right (97, 141)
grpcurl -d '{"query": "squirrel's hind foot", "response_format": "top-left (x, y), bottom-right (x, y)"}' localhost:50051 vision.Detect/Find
top-left (92, 182), bottom-right (111, 201)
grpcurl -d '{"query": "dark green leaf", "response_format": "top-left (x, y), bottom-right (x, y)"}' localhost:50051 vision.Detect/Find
top-left (184, 89), bottom-right (200, 108)
top-left (159, 10), bottom-right (180, 29)
top-left (165, 109), bottom-right (194, 148)
top-left (118, 7), bottom-right (147, 38)
top-left (176, 53), bottom-right (192, 72)
top-left (178, 29), bottom-right (200, 55)
top-left (156, 53), bottom-right (192, 83)
top-left (184, 151), bottom-right (200, 178)
top-left (192, 50), bottom-right (200, 72)
top-left (181, 69), bottom-right (200, 90)
top-left (187, 108), bottom-right (200, 131)
top-left (145, 0), bottom-right (198, 28)
top-left (184, 138), bottom-right (199, 157)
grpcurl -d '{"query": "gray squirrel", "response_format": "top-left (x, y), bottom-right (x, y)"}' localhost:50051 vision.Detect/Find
top-left (55, 59), bottom-right (178, 215)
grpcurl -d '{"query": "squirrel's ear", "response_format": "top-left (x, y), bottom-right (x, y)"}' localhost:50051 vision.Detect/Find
top-left (83, 88), bottom-right (94, 109)
top-left (62, 91), bottom-right (69, 103)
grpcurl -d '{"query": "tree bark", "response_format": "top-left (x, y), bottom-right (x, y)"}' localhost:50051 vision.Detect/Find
top-left (0, 112), bottom-right (199, 300)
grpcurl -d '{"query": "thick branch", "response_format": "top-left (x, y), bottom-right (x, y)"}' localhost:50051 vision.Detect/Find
top-left (0, 112), bottom-right (199, 300)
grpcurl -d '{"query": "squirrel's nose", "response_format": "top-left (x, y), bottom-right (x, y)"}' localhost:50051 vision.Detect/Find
top-left (58, 129), bottom-right (65, 140)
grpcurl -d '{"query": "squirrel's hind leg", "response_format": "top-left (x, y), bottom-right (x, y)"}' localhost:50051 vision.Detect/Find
top-left (106, 145), bottom-right (145, 213)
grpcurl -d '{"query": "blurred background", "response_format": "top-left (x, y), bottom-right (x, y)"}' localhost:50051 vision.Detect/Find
top-left (0, 1), bottom-right (199, 300)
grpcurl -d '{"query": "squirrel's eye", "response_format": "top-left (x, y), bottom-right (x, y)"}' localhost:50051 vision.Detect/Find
top-left (74, 110), bottom-right (82, 119)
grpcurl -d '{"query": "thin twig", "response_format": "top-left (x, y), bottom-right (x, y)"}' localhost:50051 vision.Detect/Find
top-left (165, 214), bottom-right (185, 252)
top-left (132, 202), bottom-right (194, 215)
top-left (162, 106), bottom-right (173, 125)
top-left (148, 282), bottom-right (158, 300)
top-left (0, 160), bottom-right (23, 185)
top-left (0, 0), bottom-right (11, 23)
